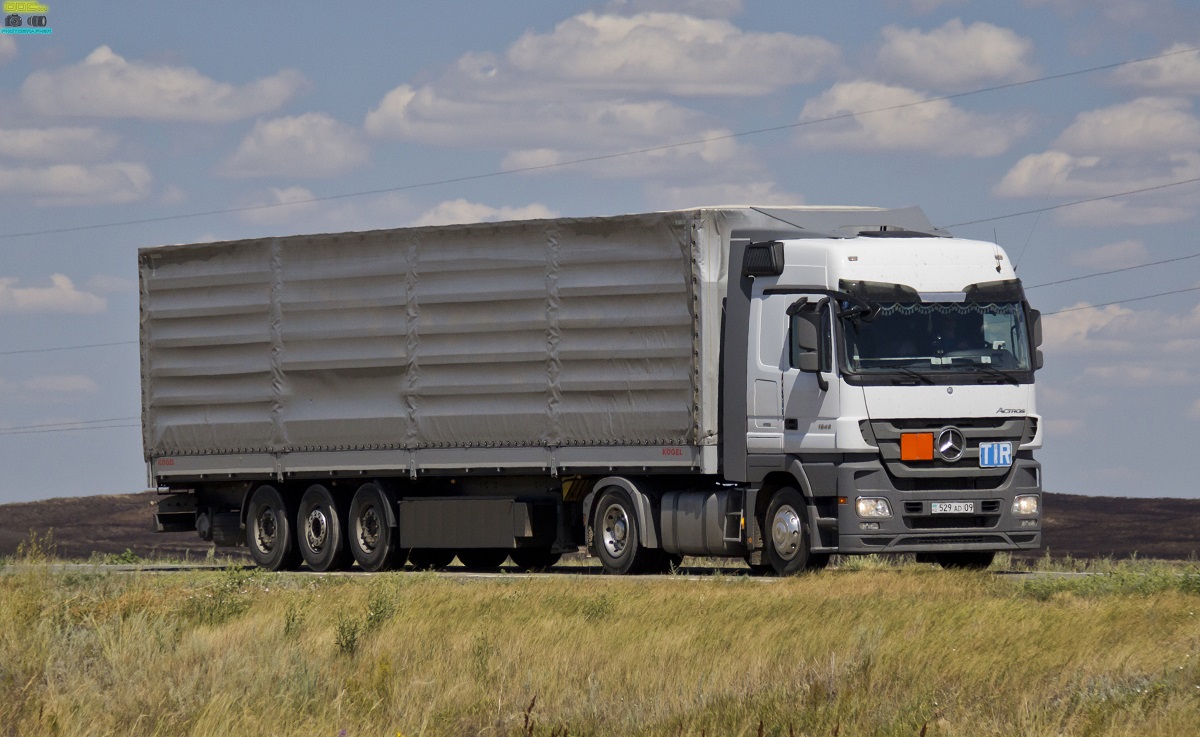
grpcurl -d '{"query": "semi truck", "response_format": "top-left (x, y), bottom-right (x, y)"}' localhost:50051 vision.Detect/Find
top-left (144, 206), bottom-right (1043, 574)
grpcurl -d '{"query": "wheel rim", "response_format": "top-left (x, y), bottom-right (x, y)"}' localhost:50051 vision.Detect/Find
top-left (600, 503), bottom-right (629, 558)
top-left (255, 507), bottom-right (279, 554)
top-left (771, 504), bottom-right (803, 561)
top-left (356, 504), bottom-right (380, 554)
top-left (305, 508), bottom-right (329, 552)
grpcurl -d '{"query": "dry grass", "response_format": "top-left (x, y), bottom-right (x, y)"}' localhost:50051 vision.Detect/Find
top-left (1, 559), bottom-right (1199, 736)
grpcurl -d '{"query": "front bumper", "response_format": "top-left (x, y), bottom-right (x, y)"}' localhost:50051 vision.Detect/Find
top-left (834, 456), bottom-right (1042, 554)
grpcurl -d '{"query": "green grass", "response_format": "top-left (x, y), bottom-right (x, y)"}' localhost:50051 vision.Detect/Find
top-left (2, 559), bottom-right (1200, 736)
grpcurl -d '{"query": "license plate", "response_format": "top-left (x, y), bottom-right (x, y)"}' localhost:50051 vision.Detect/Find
top-left (931, 502), bottom-right (975, 514)
top-left (979, 441), bottom-right (1014, 468)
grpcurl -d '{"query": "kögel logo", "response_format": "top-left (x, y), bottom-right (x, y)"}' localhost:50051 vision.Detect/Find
top-left (936, 427), bottom-right (965, 462)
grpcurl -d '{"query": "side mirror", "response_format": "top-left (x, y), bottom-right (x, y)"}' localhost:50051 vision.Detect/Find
top-left (1028, 308), bottom-right (1042, 348)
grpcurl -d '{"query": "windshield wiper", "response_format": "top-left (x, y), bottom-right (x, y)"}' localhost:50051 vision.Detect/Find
top-left (964, 363), bottom-right (1022, 385)
top-left (888, 366), bottom-right (935, 385)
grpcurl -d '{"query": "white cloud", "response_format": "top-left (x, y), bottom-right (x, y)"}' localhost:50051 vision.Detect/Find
top-left (1041, 303), bottom-right (1131, 353)
top-left (23, 376), bottom-right (99, 394)
top-left (237, 187), bottom-right (418, 233)
top-left (0, 275), bottom-right (107, 315)
top-left (1053, 97), bottom-right (1200, 155)
top-left (795, 81), bottom-right (1028, 157)
top-left (1188, 398), bottom-right (1200, 421)
top-left (364, 10), bottom-right (839, 184)
top-left (218, 113), bottom-right (369, 178)
top-left (1112, 43), bottom-right (1200, 95)
top-left (876, 19), bottom-right (1036, 90)
top-left (21, 46), bottom-right (307, 122)
top-left (1067, 240), bottom-right (1149, 270)
top-left (0, 127), bottom-right (118, 162)
top-left (643, 180), bottom-right (804, 210)
top-left (159, 184), bottom-right (186, 205)
top-left (1045, 418), bottom-right (1084, 436)
top-left (410, 200), bottom-right (559, 228)
top-left (605, 0), bottom-right (743, 18)
top-left (0, 36), bottom-right (16, 65)
top-left (0, 161), bottom-right (152, 205)
top-left (504, 12), bottom-right (840, 96)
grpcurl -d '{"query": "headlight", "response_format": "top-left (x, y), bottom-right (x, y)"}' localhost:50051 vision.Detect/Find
top-left (856, 497), bottom-right (892, 519)
top-left (1012, 495), bottom-right (1039, 516)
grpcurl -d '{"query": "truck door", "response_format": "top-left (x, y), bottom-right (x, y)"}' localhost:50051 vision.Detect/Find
top-left (745, 292), bottom-right (789, 453)
top-left (781, 298), bottom-right (839, 450)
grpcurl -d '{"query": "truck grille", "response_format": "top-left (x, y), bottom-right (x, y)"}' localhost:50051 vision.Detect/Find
top-left (861, 417), bottom-right (1032, 488)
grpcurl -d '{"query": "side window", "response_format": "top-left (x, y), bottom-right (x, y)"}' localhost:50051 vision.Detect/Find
top-left (819, 302), bottom-right (833, 373)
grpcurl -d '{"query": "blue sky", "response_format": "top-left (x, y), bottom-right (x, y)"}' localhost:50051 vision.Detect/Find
top-left (2, 1), bottom-right (1200, 503)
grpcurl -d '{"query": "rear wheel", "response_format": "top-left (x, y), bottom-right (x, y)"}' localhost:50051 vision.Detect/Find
top-left (592, 487), bottom-right (654, 575)
top-left (245, 485), bottom-right (300, 571)
top-left (934, 551), bottom-right (995, 570)
top-left (509, 547), bottom-right (562, 571)
top-left (347, 482), bottom-right (404, 572)
top-left (456, 549), bottom-right (509, 570)
top-left (407, 549), bottom-right (455, 570)
top-left (764, 487), bottom-right (818, 576)
top-left (297, 484), bottom-right (350, 572)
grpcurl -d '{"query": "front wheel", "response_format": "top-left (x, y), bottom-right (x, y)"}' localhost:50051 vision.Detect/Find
top-left (592, 487), bottom-right (654, 575)
top-left (245, 485), bottom-right (300, 571)
top-left (764, 487), bottom-right (818, 576)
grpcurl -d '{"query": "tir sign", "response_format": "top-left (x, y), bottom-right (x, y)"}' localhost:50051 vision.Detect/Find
top-left (979, 441), bottom-right (1014, 468)
top-left (900, 432), bottom-right (934, 461)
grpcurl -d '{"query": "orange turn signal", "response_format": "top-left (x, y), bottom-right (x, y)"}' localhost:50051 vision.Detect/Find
top-left (900, 432), bottom-right (935, 461)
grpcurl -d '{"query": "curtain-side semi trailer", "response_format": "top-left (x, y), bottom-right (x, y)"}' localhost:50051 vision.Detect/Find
top-left (144, 206), bottom-right (1044, 574)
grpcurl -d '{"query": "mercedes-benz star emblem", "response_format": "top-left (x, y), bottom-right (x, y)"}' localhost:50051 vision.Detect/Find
top-left (937, 427), bottom-right (965, 462)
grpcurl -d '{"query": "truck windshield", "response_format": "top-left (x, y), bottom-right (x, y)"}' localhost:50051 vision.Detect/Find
top-left (841, 302), bottom-right (1032, 375)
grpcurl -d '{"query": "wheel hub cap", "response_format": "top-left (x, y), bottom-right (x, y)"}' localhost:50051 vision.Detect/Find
top-left (772, 505), bottom-right (802, 560)
top-left (255, 508), bottom-right (278, 553)
top-left (601, 504), bottom-right (629, 557)
top-left (305, 509), bottom-right (328, 551)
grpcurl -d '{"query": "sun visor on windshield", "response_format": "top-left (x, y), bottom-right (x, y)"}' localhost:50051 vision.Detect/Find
top-left (962, 279), bottom-right (1026, 303)
top-left (839, 279), bottom-right (921, 303)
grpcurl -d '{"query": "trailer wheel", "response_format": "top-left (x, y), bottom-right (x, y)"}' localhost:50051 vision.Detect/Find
top-left (593, 487), bottom-right (652, 575)
top-left (764, 487), bottom-right (817, 576)
top-left (456, 549), bottom-right (509, 570)
top-left (407, 549), bottom-right (455, 570)
top-left (296, 484), bottom-right (351, 572)
top-left (245, 485), bottom-right (300, 571)
top-left (509, 548), bottom-right (562, 571)
top-left (347, 482), bottom-right (403, 572)
top-left (933, 551), bottom-right (995, 570)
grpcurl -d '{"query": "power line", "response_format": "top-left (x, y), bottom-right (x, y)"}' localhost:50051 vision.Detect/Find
top-left (0, 416), bottom-right (139, 433)
top-left (942, 176), bottom-right (1200, 229)
top-left (0, 340), bottom-right (137, 356)
top-left (2, 44), bottom-right (1198, 242)
top-left (0, 422), bottom-right (140, 437)
top-left (1044, 285), bottom-right (1200, 316)
top-left (1026, 251), bottom-right (1200, 289)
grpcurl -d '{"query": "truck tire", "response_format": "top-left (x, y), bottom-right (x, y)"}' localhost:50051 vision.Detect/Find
top-left (764, 487), bottom-right (818, 576)
top-left (347, 482), bottom-right (404, 572)
top-left (245, 485), bottom-right (300, 571)
top-left (407, 549), bottom-right (455, 570)
top-left (593, 487), bottom-right (654, 575)
top-left (934, 551), bottom-right (995, 570)
top-left (509, 548), bottom-right (562, 571)
top-left (296, 484), bottom-right (351, 572)
top-left (456, 549), bottom-right (509, 570)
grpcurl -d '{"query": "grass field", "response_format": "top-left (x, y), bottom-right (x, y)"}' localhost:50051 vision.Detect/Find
top-left (2, 551), bottom-right (1199, 736)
